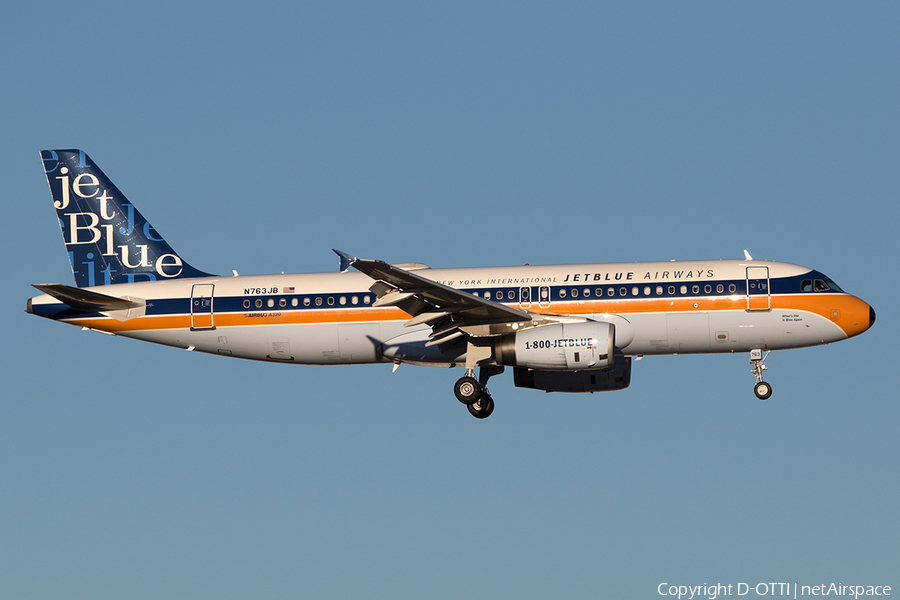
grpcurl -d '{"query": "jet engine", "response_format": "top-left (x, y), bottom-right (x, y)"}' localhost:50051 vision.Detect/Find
top-left (493, 321), bottom-right (615, 371)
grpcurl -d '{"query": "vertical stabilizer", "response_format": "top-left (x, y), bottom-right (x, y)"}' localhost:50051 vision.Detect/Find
top-left (40, 149), bottom-right (212, 287)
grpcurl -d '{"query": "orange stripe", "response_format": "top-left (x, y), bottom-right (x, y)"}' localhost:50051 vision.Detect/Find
top-left (529, 293), bottom-right (871, 337)
top-left (523, 296), bottom-right (747, 315)
top-left (64, 307), bottom-right (410, 332)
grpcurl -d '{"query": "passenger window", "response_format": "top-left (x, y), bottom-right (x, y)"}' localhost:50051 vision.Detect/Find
top-left (680, 285), bottom-right (687, 294)
top-left (656, 286), bottom-right (663, 295)
top-left (292, 298), bottom-right (299, 307)
top-left (559, 289), bottom-right (567, 298)
top-left (255, 299), bottom-right (263, 308)
top-left (668, 286), bottom-right (675, 295)
top-left (279, 298), bottom-right (286, 307)
top-left (303, 297), bottom-right (310, 306)
top-left (496, 291), bottom-right (503, 300)
top-left (363, 296), bottom-right (371, 304)
top-left (584, 288), bottom-right (590, 297)
top-left (692, 285), bottom-right (699, 294)
top-left (596, 288), bottom-right (603, 297)
top-left (339, 296), bottom-right (346, 305)
top-left (631, 287), bottom-right (639, 296)
top-left (716, 284), bottom-right (723, 293)
top-left (607, 288), bottom-right (615, 296)
top-left (619, 287), bottom-right (627, 296)
top-left (643, 286), bottom-right (651, 296)
top-left (704, 285), bottom-right (712, 294)
top-left (508, 290), bottom-right (515, 300)
top-left (267, 298), bottom-right (275, 308)
top-left (571, 288), bottom-right (579, 298)
top-left (327, 297), bottom-right (335, 305)
top-left (315, 297), bottom-right (322, 306)
top-left (243, 299), bottom-right (250, 309)
top-left (729, 284), bottom-right (736, 293)
top-left (351, 296), bottom-right (358, 305)
top-left (801, 279), bottom-right (812, 292)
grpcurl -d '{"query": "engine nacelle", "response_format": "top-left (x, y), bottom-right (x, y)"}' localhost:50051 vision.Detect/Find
top-left (514, 356), bottom-right (632, 393)
top-left (494, 321), bottom-right (615, 371)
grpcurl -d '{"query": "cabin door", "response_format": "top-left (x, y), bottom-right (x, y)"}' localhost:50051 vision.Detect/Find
top-left (191, 284), bottom-right (215, 330)
top-left (746, 267), bottom-right (770, 311)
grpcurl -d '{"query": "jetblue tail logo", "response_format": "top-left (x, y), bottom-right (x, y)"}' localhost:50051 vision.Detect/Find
top-left (41, 150), bottom-right (212, 287)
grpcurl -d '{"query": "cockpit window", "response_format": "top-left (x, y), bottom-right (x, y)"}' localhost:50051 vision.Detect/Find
top-left (813, 279), bottom-right (844, 292)
top-left (801, 279), bottom-right (812, 292)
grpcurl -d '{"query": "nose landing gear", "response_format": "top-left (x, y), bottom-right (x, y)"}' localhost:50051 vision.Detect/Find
top-left (750, 349), bottom-right (772, 400)
top-left (754, 381), bottom-right (772, 400)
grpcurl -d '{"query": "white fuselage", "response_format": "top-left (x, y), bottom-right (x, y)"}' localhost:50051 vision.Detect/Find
top-left (28, 259), bottom-right (872, 367)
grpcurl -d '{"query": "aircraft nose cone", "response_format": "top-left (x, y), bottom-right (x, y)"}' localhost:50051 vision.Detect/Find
top-left (835, 295), bottom-right (875, 338)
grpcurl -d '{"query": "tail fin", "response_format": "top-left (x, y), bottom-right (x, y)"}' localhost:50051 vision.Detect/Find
top-left (40, 149), bottom-right (213, 287)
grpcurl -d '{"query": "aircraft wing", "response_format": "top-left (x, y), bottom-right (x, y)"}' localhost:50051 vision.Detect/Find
top-left (334, 250), bottom-right (579, 347)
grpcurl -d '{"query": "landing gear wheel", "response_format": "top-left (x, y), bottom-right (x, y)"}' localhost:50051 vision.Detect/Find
top-left (754, 381), bottom-right (773, 400)
top-left (454, 376), bottom-right (481, 405)
top-left (467, 394), bottom-right (494, 419)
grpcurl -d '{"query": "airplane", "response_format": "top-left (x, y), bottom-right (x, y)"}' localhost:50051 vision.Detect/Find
top-left (27, 150), bottom-right (876, 418)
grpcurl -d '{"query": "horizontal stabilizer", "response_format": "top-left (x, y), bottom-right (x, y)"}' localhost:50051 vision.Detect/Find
top-left (32, 283), bottom-right (143, 312)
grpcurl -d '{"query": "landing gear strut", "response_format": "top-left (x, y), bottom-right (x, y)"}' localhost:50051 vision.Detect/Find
top-left (750, 349), bottom-right (772, 400)
top-left (454, 366), bottom-right (503, 418)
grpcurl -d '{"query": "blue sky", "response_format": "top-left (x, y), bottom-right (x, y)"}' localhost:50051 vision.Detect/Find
top-left (2, 2), bottom-right (897, 598)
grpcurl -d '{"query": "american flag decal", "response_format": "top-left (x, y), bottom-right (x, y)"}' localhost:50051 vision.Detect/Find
top-left (284, 287), bottom-right (295, 293)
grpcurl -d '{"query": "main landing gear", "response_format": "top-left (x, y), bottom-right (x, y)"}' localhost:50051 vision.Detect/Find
top-left (454, 366), bottom-right (504, 419)
top-left (750, 349), bottom-right (773, 400)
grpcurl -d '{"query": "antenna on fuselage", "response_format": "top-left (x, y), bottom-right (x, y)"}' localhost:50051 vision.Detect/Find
top-left (743, 249), bottom-right (753, 261)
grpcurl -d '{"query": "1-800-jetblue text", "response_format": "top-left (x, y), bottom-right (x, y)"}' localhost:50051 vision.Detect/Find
top-left (524, 338), bottom-right (594, 350)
